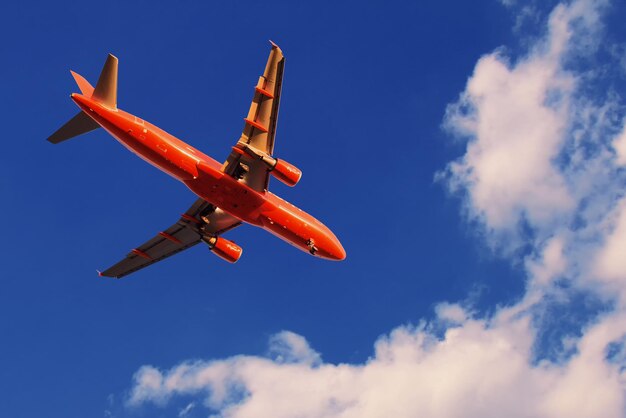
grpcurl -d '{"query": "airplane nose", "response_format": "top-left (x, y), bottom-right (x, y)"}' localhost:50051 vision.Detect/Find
top-left (326, 237), bottom-right (346, 261)
top-left (313, 223), bottom-right (346, 261)
top-left (333, 242), bottom-right (347, 261)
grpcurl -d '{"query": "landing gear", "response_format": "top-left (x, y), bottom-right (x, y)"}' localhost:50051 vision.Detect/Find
top-left (306, 239), bottom-right (318, 255)
top-left (233, 162), bottom-right (249, 180)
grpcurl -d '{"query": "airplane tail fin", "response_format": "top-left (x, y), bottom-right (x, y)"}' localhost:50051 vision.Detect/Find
top-left (47, 54), bottom-right (118, 144)
top-left (92, 54), bottom-right (118, 109)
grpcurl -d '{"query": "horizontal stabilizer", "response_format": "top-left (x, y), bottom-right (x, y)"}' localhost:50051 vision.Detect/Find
top-left (70, 70), bottom-right (94, 96)
top-left (47, 111), bottom-right (100, 144)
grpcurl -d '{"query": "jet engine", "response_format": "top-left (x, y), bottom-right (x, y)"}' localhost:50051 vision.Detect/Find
top-left (203, 236), bottom-right (243, 263)
top-left (270, 159), bottom-right (302, 187)
top-left (235, 143), bottom-right (302, 186)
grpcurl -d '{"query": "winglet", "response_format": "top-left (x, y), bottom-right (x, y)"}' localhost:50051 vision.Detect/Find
top-left (96, 269), bottom-right (103, 277)
top-left (269, 40), bottom-right (279, 49)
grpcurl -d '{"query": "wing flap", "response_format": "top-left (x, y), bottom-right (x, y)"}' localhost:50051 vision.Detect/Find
top-left (242, 44), bottom-right (284, 154)
top-left (223, 43), bottom-right (285, 192)
top-left (100, 218), bottom-right (202, 279)
top-left (100, 200), bottom-right (241, 279)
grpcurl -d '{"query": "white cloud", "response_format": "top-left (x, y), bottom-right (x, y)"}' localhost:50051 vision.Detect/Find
top-left (613, 121), bottom-right (626, 165)
top-left (442, 3), bottom-right (595, 241)
top-left (444, 49), bottom-right (574, 234)
top-left (526, 236), bottom-right (567, 286)
top-left (594, 198), bottom-right (626, 286)
top-left (126, 1), bottom-right (626, 417)
top-left (434, 302), bottom-right (468, 323)
top-left (268, 330), bottom-right (322, 366)
top-left (441, 0), bottom-right (612, 249)
top-left (128, 311), bottom-right (626, 418)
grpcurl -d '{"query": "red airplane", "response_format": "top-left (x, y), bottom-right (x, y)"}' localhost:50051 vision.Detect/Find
top-left (48, 43), bottom-right (346, 278)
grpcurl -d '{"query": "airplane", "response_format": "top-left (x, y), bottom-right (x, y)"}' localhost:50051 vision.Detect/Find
top-left (48, 42), bottom-right (346, 278)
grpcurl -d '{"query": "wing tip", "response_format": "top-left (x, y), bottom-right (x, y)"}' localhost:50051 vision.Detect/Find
top-left (97, 269), bottom-right (120, 279)
top-left (269, 40), bottom-right (280, 49)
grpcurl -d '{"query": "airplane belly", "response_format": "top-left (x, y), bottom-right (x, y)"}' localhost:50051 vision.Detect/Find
top-left (260, 210), bottom-right (309, 251)
top-left (117, 132), bottom-right (199, 181)
top-left (85, 108), bottom-right (200, 181)
top-left (184, 161), bottom-right (267, 226)
top-left (258, 193), bottom-right (346, 260)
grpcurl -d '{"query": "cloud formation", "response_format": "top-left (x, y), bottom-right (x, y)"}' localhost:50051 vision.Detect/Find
top-left (594, 198), bottom-right (626, 286)
top-left (440, 0), bottom-right (614, 247)
top-left (127, 1), bottom-right (626, 416)
top-left (129, 306), bottom-right (626, 418)
top-left (613, 123), bottom-right (626, 165)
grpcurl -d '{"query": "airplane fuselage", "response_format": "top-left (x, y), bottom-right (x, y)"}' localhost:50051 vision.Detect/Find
top-left (72, 93), bottom-right (345, 261)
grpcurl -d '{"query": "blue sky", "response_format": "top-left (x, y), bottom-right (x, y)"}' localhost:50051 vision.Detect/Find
top-left (2, 0), bottom-right (626, 417)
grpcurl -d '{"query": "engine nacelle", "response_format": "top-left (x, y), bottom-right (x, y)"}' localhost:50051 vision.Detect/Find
top-left (203, 236), bottom-right (243, 263)
top-left (270, 159), bottom-right (302, 187)
top-left (236, 143), bottom-right (302, 187)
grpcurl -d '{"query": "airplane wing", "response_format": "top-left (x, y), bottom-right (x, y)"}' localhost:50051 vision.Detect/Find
top-left (100, 199), bottom-right (241, 279)
top-left (222, 42), bottom-right (285, 191)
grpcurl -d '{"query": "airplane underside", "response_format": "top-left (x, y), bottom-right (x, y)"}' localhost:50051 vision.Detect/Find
top-left (48, 43), bottom-right (345, 278)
